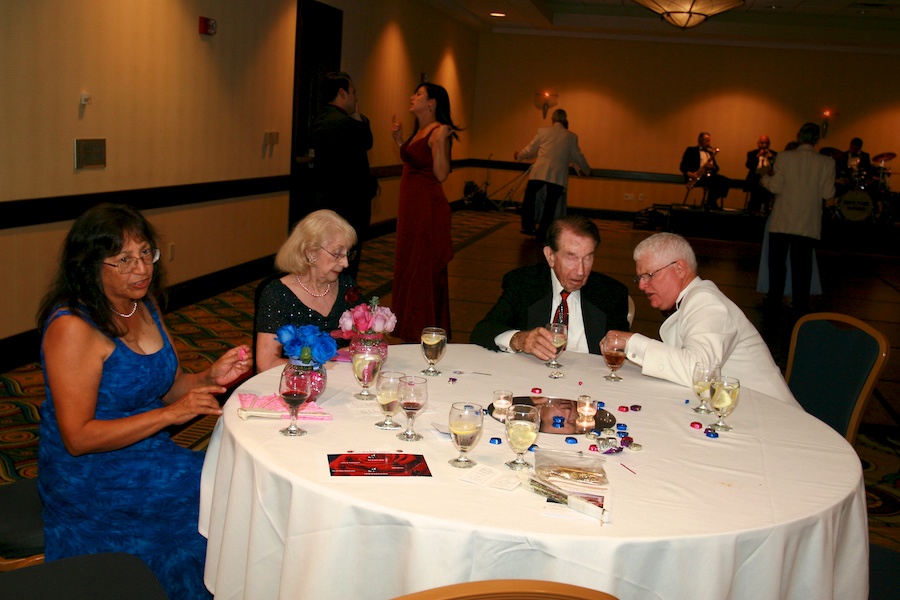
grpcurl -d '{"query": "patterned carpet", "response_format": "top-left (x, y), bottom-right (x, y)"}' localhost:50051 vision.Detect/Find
top-left (1, 208), bottom-right (897, 552)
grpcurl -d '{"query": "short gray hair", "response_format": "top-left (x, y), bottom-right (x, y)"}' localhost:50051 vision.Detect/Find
top-left (633, 232), bottom-right (697, 273)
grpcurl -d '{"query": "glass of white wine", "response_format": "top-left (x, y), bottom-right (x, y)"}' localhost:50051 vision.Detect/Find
top-left (374, 370), bottom-right (404, 430)
top-left (709, 376), bottom-right (740, 432)
top-left (545, 323), bottom-right (567, 368)
top-left (420, 327), bottom-right (447, 376)
top-left (448, 402), bottom-right (483, 468)
top-left (505, 404), bottom-right (540, 470)
top-left (691, 362), bottom-right (720, 414)
top-left (351, 346), bottom-right (384, 399)
top-left (602, 332), bottom-right (627, 382)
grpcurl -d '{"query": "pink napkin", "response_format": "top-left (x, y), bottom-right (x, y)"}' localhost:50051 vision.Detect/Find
top-left (238, 393), bottom-right (332, 420)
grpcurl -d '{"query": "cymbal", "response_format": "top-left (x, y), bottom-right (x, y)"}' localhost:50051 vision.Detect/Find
top-left (819, 147), bottom-right (844, 160)
top-left (873, 152), bottom-right (896, 163)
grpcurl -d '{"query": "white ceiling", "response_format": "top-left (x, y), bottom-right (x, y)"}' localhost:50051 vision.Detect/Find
top-left (422, 0), bottom-right (900, 53)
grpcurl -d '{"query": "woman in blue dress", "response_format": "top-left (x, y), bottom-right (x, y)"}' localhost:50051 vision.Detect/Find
top-left (36, 203), bottom-right (252, 599)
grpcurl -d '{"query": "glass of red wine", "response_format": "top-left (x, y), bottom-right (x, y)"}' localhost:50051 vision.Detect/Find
top-left (279, 366), bottom-right (311, 437)
top-left (397, 376), bottom-right (428, 442)
top-left (602, 333), bottom-right (627, 382)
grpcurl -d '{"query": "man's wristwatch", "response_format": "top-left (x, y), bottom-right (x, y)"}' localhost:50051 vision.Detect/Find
top-left (511, 331), bottom-right (524, 353)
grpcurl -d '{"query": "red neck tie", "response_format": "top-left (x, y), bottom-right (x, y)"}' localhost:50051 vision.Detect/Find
top-left (553, 291), bottom-right (570, 326)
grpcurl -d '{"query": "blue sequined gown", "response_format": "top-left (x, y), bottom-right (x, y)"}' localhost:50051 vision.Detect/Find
top-left (38, 304), bottom-right (211, 599)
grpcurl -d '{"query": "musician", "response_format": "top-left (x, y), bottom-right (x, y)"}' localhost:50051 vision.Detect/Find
top-left (836, 137), bottom-right (871, 188)
top-left (680, 132), bottom-right (730, 211)
top-left (745, 135), bottom-right (777, 215)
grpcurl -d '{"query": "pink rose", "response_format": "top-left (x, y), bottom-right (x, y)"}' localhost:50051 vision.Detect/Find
top-left (339, 310), bottom-right (355, 332)
top-left (371, 306), bottom-right (397, 333)
top-left (350, 303), bottom-right (374, 332)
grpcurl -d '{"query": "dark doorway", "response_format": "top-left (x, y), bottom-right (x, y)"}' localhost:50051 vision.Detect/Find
top-left (290, 0), bottom-right (342, 228)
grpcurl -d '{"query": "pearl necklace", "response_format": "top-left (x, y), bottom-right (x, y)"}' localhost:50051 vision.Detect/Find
top-left (112, 301), bottom-right (138, 318)
top-left (296, 276), bottom-right (331, 298)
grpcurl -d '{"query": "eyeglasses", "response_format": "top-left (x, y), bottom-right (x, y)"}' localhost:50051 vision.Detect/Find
top-left (318, 247), bottom-right (357, 262)
top-left (633, 260), bottom-right (677, 284)
top-left (103, 248), bottom-right (160, 274)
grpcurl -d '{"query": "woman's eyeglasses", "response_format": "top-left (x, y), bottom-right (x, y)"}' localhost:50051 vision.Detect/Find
top-left (318, 247), bottom-right (357, 262)
top-left (103, 248), bottom-right (161, 274)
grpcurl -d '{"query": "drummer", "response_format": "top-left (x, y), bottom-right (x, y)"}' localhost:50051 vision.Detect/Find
top-left (836, 137), bottom-right (871, 188)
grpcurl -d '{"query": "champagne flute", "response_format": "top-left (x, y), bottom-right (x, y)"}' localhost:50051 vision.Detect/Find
top-left (420, 327), bottom-right (447, 376)
top-left (279, 367), bottom-right (311, 437)
top-left (709, 376), bottom-right (740, 432)
top-left (352, 347), bottom-right (383, 399)
top-left (397, 376), bottom-right (428, 442)
top-left (505, 404), bottom-right (540, 470)
top-left (602, 333), bottom-right (627, 382)
top-left (545, 323), bottom-right (567, 368)
top-left (374, 370), bottom-right (404, 430)
top-left (492, 389), bottom-right (513, 422)
top-left (448, 402), bottom-right (484, 468)
top-left (691, 362), bottom-right (721, 414)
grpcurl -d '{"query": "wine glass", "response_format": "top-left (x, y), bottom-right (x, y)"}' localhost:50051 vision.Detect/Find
top-left (351, 346), bottom-right (383, 399)
top-left (504, 404), bottom-right (540, 470)
top-left (602, 333), bottom-right (627, 382)
top-left (448, 402), bottom-right (484, 468)
top-left (420, 327), bottom-right (447, 376)
top-left (279, 366), bottom-right (311, 437)
top-left (709, 376), bottom-right (740, 432)
top-left (691, 362), bottom-right (721, 414)
top-left (545, 323), bottom-right (567, 368)
top-left (397, 376), bottom-right (428, 442)
top-left (374, 370), bottom-right (404, 430)
top-left (492, 389), bottom-right (513, 422)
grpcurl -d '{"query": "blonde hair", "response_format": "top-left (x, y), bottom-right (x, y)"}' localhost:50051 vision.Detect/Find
top-left (274, 209), bottom-right (357, 275)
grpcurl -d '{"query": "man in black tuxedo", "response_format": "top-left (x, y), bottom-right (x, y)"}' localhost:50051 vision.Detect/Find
top-left (471, 215), bottom-right (630, 361)
top-left (680, 132), bottom-right (730, 211)
top-left (836, 137), bottom-right (871, 190)
top-left (744, 134), bottom-right (777, 215)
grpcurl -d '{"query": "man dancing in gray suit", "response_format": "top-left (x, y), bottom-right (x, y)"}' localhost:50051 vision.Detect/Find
top-left (471, 215), bottom-right (630, 362)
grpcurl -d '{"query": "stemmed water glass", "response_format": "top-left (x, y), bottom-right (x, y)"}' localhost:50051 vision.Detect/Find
top-left (397, 376), bottom-right (428, 442)
top-left (374, 370), bottom-right (404, 430)
top-left (505, 404), bottom-right (540, 470)
top-left (351, 346), bottom-right (383, 399)
top-left (448, 402), bottom-right (483, 468)
top-left (691, 362), bottom-right (721, 414)
top-left (602, 333), bottom-right (627, 382)
top-left (709, 376), bottom-right (740, 432)
top-left (420, 327), bottom-right (447, 376)
top-left (279, 366), bottom-right (311, 437)
top-left (545, 323), bottom-right (567, 368)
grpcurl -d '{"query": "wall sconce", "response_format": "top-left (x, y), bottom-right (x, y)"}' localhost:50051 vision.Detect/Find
top-left (631, 0), bottom-right (744, 29)
top-left (534, 92), bottom-right (559, 119)
top-left (821, 109), bottom-right (836, 139)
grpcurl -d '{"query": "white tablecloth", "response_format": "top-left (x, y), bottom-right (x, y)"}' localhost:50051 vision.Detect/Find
top-left (199, 344), bottom-right (868, 600)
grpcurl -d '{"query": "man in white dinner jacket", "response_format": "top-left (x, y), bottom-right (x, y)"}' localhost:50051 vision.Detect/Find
top-left (603, 232), bottom-right (799, 407)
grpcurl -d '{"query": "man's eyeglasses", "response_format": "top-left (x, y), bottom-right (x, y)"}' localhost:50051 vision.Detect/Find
top-left (103, 248), bottom-right (161, 274)
top-left (633, 260), bottom-right (677, 284)
top-left (319, 247), bottom-right (357, 262)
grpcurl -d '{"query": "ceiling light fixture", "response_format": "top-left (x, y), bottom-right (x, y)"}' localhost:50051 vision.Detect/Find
top-left (632, 0), bottom-right (745, 29)
top-left (489, 12), bottom-right (507, 18)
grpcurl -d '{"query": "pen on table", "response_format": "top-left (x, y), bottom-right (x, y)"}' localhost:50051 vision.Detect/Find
top-left (620, 463), bottom-right (637, 475)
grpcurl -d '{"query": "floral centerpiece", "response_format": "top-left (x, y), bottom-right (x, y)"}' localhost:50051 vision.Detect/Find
top-left (335, 296), bottom-right (397, 360)
top-left (275, 324), bottom-right (338, 403)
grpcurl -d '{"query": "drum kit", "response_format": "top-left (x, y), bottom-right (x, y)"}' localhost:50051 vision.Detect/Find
top-left (827, 149), bottom-right (897, 224)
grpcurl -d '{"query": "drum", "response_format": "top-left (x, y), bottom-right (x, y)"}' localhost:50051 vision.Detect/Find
top-left (836, 190), bottom-right (874, 221)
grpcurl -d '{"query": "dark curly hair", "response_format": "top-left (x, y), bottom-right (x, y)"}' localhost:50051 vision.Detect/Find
top-left (37, 203), bottom-right (167, 338)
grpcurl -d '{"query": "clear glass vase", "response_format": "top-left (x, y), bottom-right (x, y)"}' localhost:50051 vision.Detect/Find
top-left (348, 332), bottom-right (388, 362)
top-left (282, 358), bottom-right (328, 404)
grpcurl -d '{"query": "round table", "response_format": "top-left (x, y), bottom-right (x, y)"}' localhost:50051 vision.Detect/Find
top-left (199, 344), bottom-right (867, 600)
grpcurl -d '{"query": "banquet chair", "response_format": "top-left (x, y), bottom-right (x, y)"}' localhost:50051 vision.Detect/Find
top-left (785, 312), bottom-right (889, 445)
top-left (0, 478), bottom-right (45, 572)
top-left (391, 579), bottom-right (618, 600)
top-left (0, 552), bottom-right (168, 599)
top-left (626, 296), bottom-right (635, 328)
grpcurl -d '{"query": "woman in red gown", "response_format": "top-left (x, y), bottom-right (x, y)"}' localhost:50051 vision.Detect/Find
top-left (390, 83), bottom-right (462, 342)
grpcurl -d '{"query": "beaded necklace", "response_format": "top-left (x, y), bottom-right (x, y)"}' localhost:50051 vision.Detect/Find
top-left (112, 301), bottom-right (138, 318)
top-left (296, 275), bottom-right (331, 298)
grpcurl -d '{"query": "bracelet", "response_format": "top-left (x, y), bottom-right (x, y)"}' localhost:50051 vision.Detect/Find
top-left (511, 332), bottom-right (524, 353)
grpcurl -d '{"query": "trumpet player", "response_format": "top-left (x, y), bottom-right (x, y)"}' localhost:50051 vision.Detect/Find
top-left (745, 135), bottom-right (777, 215)
top-left (680, 132), bottom-right (730, 211)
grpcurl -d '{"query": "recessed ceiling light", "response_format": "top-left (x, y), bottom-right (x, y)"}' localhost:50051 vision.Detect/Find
top-left (490, 12), bottom-right (507, 18)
